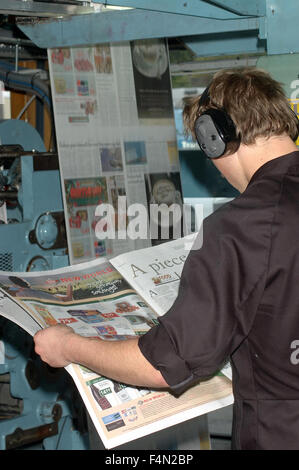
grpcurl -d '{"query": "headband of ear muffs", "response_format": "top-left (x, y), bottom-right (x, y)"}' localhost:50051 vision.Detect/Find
top-left (194, 85), bottom-right (240, 159)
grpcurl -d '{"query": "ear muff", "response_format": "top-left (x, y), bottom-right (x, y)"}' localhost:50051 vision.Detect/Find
top-left (195, 108), bottom-right (239, 159)
top-left (194, 85), bottom-right (240, 159)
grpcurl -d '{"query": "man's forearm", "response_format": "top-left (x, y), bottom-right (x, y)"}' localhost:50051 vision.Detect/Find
top-left (68, 334), bottom-right (167, 388)
top-left (34, 325), bottom-right (168, 389)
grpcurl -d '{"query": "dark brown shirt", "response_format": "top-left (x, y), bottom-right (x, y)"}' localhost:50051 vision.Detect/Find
top-left (139, 151), bottom-right (299, 450)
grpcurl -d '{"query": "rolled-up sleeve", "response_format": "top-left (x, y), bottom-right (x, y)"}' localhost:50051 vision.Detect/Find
top-left (138, 200), bottom-right (273, 394)
top-left (139, 322), bottom-right (196, 393)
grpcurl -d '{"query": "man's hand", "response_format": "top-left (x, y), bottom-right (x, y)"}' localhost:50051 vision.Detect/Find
top-left (34, 324), bottom-right (76, 368)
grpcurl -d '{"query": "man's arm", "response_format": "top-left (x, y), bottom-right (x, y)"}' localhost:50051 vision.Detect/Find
top-left (34, 324), bottom-right (169, 389)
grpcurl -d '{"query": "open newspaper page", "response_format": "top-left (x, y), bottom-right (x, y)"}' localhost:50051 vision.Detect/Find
top-left (0, 289), bottom-right (41, 336)
top-left (111, 233), bottom-right (198, 316)
top-left (0, 247), bottom-right (232, 449)
top-left (111, 233), bottom-right (233, 383)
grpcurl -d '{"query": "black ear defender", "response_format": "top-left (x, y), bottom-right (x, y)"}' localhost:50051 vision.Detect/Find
top-left (194, 85), bottom-right (240, 159)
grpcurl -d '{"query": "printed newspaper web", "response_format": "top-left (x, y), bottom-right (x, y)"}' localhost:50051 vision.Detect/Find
top-left (48, 39), bottom-right (185, 265)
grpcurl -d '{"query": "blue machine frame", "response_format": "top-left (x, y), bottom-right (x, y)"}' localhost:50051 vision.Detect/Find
top-left (0, 120), bottom-right (89, 449)
top-left (0, 119), bottom-right (68, 272)
top-left (18, 0), bottom-right (298, 57)
top-left (0, 319), bottom-right (88, 449)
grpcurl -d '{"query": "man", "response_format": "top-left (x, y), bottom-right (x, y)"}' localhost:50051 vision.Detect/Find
top-left (34, 67), bottom-right (299, 449)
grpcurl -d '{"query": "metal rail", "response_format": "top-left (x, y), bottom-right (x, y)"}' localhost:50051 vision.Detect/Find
top-left (0, 0), bottom-right (95, 17)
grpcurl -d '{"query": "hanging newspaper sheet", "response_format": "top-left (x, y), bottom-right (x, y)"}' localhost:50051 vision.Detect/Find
top-left (48, 39), bottom-right (184, 264)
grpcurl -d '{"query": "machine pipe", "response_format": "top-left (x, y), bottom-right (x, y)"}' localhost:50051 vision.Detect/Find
top-left (0, 192), bottom-right (18, 200)
top-left (0, 152), bottom-right (58, 158)
top-left (0, 62), bottom-right (51, 108)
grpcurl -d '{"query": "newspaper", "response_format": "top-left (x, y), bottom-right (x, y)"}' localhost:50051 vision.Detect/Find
top-left (0, 234), bottom-right (233, 449)
top-left (48, 40), bottom-right (183, 264)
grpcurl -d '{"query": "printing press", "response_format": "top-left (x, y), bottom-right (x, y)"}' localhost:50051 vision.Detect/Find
top-left (0, 118), bottom-right (89, 449)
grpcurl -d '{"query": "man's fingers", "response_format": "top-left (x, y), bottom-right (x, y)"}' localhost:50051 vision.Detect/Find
top-left (33, 325), bottom-right (75, 368)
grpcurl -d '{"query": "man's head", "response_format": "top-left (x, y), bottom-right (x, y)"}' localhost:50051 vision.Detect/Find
top-left (183, 67), bottom-right (299, 158)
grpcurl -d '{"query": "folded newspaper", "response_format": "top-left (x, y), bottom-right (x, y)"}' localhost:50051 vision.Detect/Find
top-left (0, 233), bottom-right (233, 449)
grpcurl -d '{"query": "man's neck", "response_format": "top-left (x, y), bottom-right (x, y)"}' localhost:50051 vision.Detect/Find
top-left (238, 135), bottom-right (298, 185)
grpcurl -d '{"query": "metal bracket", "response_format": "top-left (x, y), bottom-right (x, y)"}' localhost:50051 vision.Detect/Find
top-left (91, 0), bottom-right (264, 18)
top-left (5, 422), bottom-right (58, 449)
top-left (0, 0), bottom-right (95, 17)
top-left (202, 0), bottom-right (266, 16)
